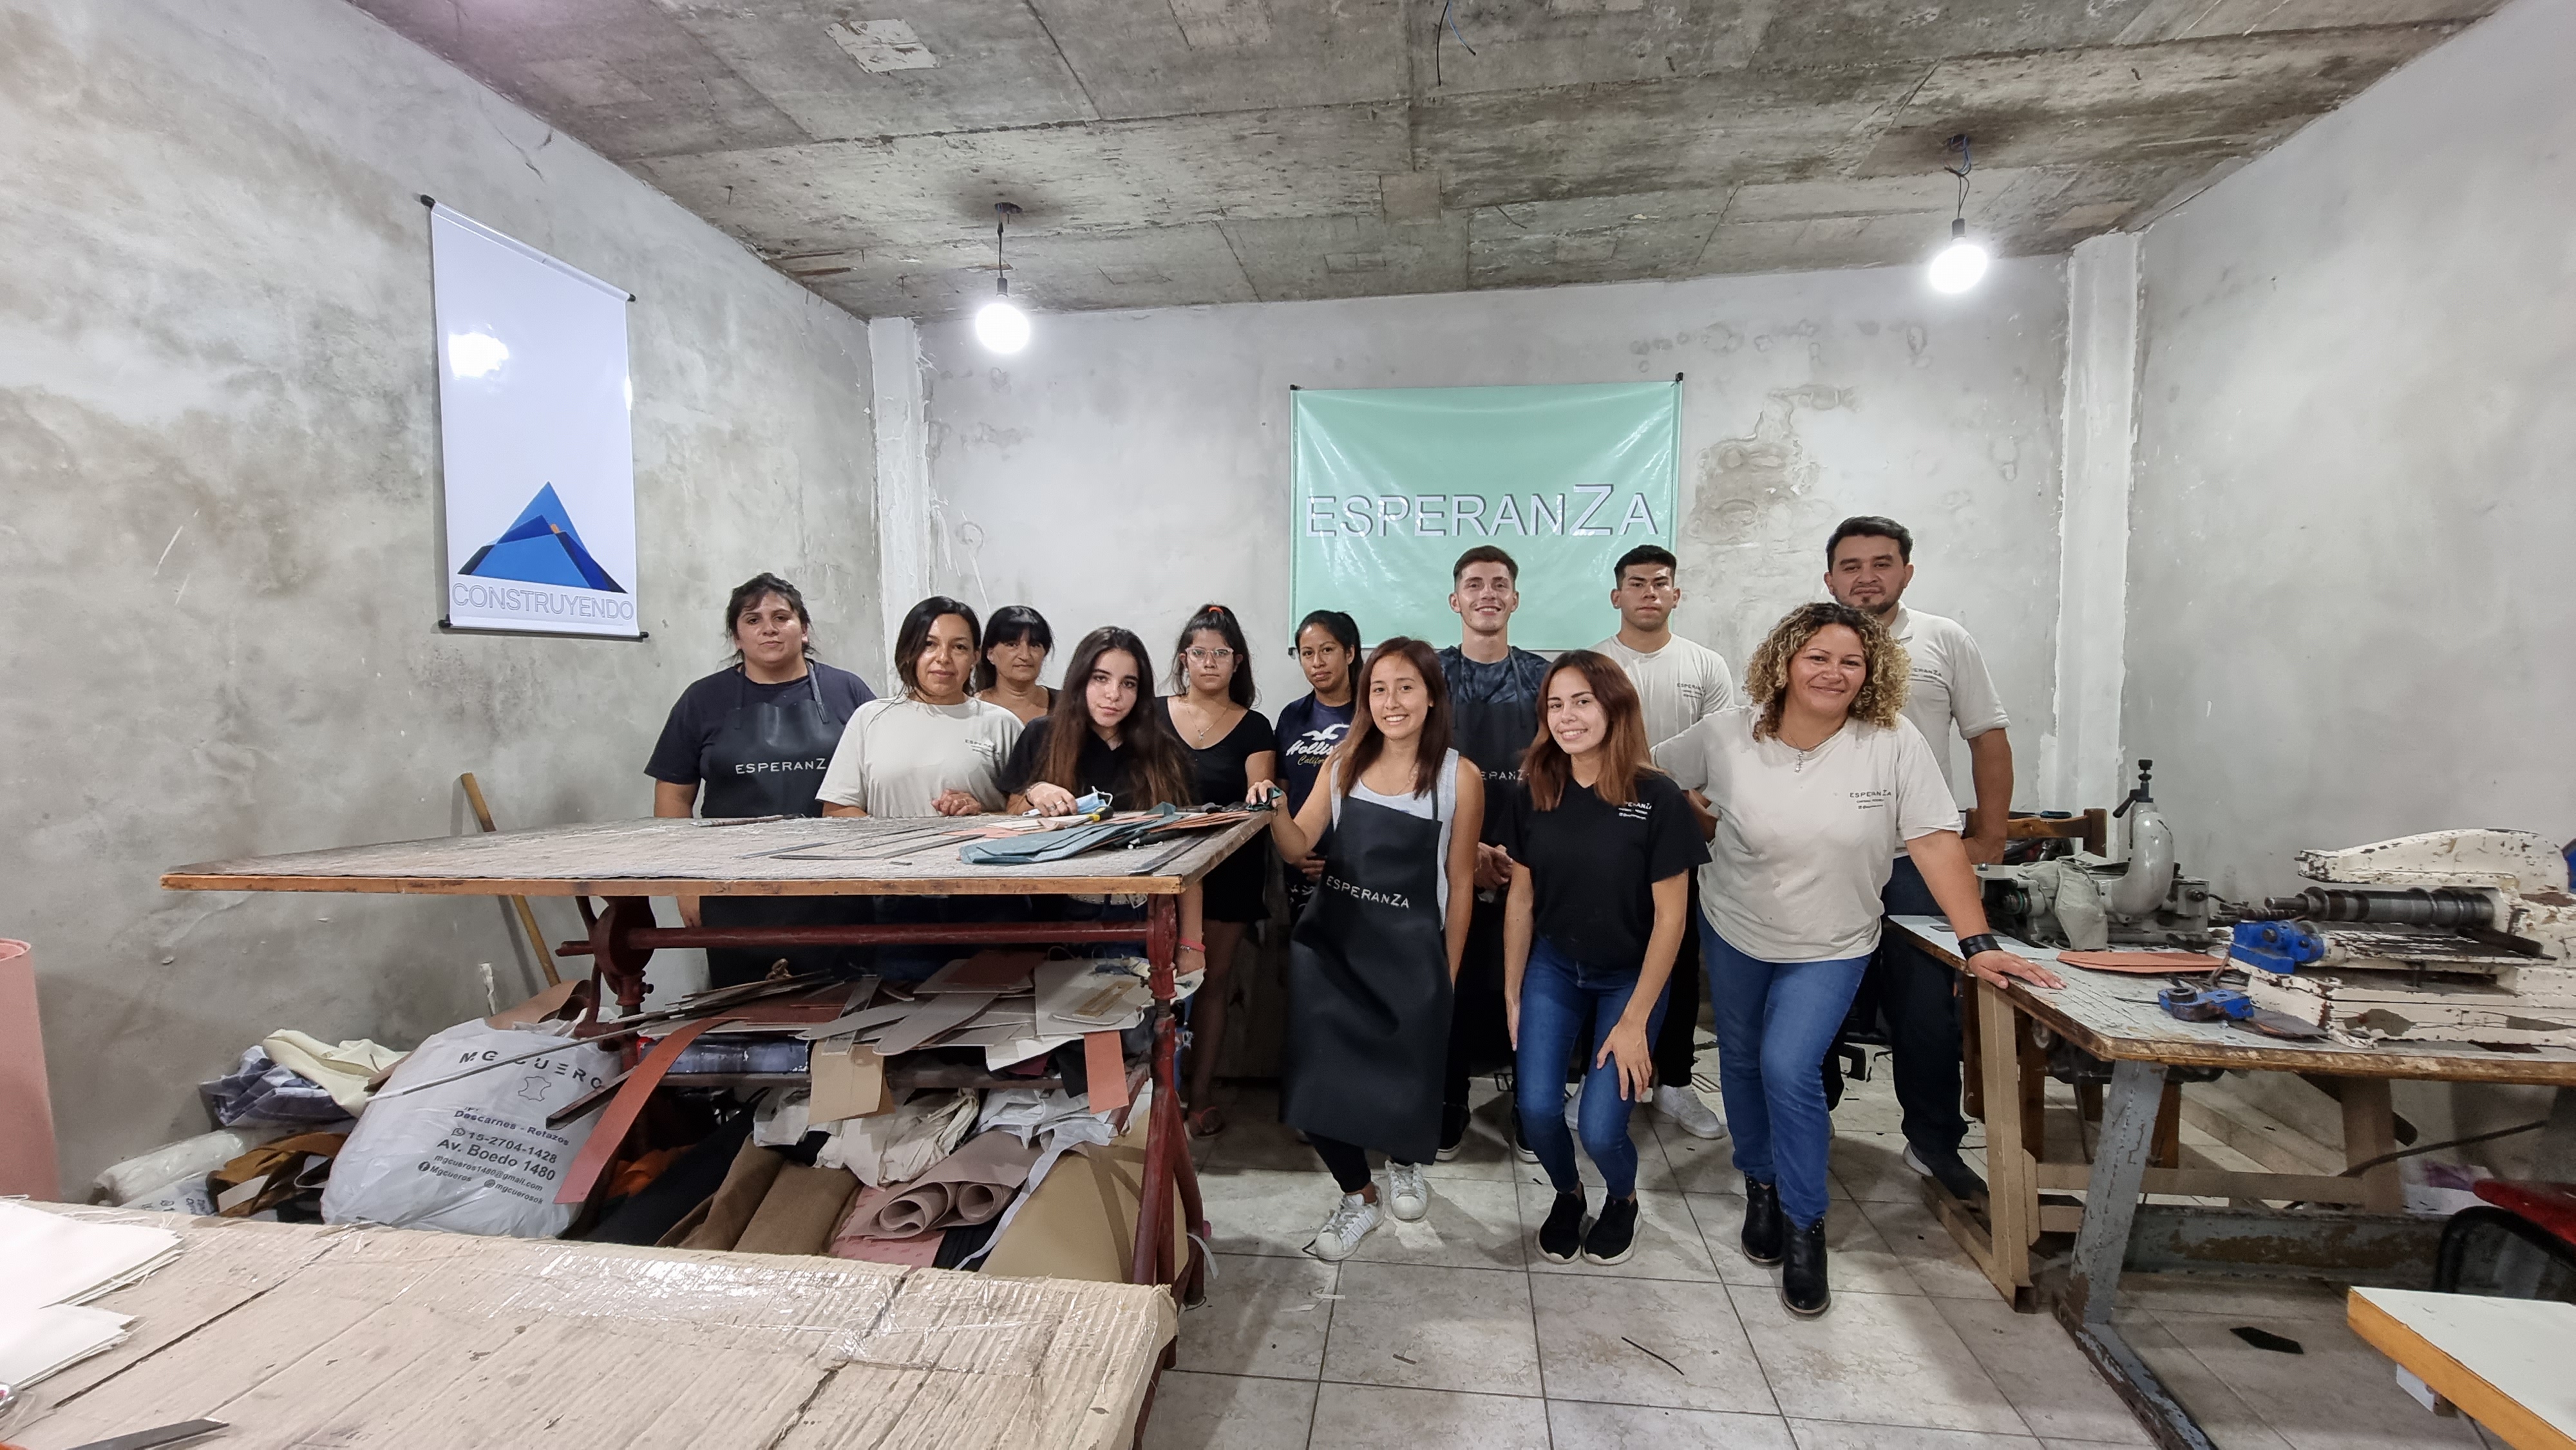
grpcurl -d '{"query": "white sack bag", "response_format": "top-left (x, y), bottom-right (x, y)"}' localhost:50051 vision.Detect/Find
top-left (321, 1021), bottom-right (618, 1238)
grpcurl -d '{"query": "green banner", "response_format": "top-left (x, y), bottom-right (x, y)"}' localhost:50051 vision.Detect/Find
top-left (1290, 382), bottom-right (1679, 650)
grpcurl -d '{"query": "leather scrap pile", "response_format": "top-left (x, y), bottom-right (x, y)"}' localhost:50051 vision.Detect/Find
top-left (77, 950), bottom-right (1198, 1283)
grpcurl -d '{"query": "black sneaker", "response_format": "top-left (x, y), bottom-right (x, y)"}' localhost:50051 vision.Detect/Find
top-left (1510, 1113), bottom-right (1539, 1164)
top-left (1537, 1191), bottom-right (1586, 1263)
top-left (1582, 1195), bottom-right (1639, 1266)
top-left (1905, 1143), bottom-right (1987, 1203)
top-left (1436, 1103), bottom-right (1471, 1162)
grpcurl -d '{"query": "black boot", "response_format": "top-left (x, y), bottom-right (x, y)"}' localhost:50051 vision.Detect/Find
top-left (1781, 1216), bottom-right (1830, 1317)
top-left (1741, 1179), bottom-right (1784, 1265)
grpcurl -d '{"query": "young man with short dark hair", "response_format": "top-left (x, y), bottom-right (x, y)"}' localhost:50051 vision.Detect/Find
top-left (1593, 544), bottom-right (1734, 1140)
top-left (1821, 515), bottom-right (2012, 1201)
top-left (1437, 545), bottom-right (1553, 1159)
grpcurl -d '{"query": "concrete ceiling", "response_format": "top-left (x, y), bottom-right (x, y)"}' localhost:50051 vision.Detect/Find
top-left (352, 0), bottom-right (2493, 320)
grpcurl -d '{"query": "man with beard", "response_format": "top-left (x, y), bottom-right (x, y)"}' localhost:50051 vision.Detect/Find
top-left (1821, 516), bottom-right (2012, 1202)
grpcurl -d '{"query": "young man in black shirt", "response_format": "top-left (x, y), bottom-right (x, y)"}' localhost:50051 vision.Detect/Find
top-left (1435, 546), bottom-right (1553, 1158)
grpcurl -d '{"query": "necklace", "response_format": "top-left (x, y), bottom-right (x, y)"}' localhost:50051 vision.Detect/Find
top-left (1177, 697), bottom-right (1231, 746)
top-left (1780, 722), bottom-right (1843, 773)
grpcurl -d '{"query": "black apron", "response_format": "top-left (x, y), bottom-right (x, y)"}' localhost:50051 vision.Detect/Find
top-left (696, 670), bottom-right (863, 987)
top-left (1280, 792), bottom-right (1451, 1165)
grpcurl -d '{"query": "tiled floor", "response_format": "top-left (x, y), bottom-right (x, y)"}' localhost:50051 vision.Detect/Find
top-left (1154, 1055), bottom-right (2483, 1450)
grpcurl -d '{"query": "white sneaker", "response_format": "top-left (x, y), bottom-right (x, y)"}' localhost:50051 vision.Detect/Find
top-left (1387, 1162), bottom-right (1430, 1221)
top-left (1307, 1191), bottom-right (1382, 1261)
top-left (1654, 1084), bottom-right (1727, 1140)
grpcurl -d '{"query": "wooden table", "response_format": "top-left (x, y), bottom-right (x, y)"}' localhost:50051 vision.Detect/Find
top-left (0, 1209), bottom-right (1176, 1450)
top-left (162, 812), bottom-right (1270, 1301)
top-left (1889, 916), bottom-right (2576, 1450)
top-left (2347, 1287), bottom-right (2576, 1450)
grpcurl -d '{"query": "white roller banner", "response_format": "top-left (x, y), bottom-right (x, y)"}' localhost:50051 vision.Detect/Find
top-left (429, 203), bottom-right (639, 637)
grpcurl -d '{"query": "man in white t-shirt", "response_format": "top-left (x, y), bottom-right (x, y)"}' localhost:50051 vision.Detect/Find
top-left (1821, 515), bottom-right (2012, 1203)
top-left (1593, 543), bottom-right (1735, 1140)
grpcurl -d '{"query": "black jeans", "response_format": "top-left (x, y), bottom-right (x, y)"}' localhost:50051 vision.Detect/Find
top-left (1875, 855), bottom-right (1969, 1156)
top-left (1312, 1133), bottom-right (1388, 1194)
top-left (1443, 896), bottom-right (1513, 1123)
top-left (1651, 876), bottom-right (1705, 1088)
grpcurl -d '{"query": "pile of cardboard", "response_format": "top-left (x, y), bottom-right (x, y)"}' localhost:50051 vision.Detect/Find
top-left (4, 1208), bottom-right (1175, 1450)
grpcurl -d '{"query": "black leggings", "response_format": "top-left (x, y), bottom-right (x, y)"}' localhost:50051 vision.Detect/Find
top-left (1312, 1133), bottom-right (1416, 1194)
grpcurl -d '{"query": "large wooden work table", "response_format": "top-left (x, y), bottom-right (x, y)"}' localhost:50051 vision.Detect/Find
top-left (1890, 916), bottom-right (2576, 1450)
top-left (162, 811), bottom-right (1271, 1302)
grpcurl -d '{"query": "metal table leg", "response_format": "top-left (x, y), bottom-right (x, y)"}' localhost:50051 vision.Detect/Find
top-left (2059, 1057), bottom-right (2217, 1450)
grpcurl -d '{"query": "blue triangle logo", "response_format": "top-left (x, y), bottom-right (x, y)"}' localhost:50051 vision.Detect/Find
top-left (459, 484), bottom-right (626, 594)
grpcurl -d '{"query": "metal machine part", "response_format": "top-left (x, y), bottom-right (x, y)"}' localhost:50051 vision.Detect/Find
top-left (2106, 760), bottom-right (2175, 919)
top-left (2234, 828), bottom-right (2576, 1047)
top-left (1978, 759), bottom-right (2227, 952)
top-left (2249, 886), bottom-right (2497, 928)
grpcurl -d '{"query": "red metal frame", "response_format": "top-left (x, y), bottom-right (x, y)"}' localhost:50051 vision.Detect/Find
top-left (562, 892), bottom-right (1206, 1295)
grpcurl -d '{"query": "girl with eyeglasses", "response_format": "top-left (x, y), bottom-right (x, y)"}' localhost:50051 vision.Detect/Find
top-left (1162, 603), bottom-right (1277, 1138)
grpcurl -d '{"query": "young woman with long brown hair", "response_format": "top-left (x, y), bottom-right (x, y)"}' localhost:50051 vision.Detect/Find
top-left (1504, 651), bottom-right (1707, 1266)
top-left (1253, 638), bottom-right (1482, 1259)
top-left (996, 626), bottom-right (1208, 981)
top-left (1162, 603), bottom-right (1276, 1137)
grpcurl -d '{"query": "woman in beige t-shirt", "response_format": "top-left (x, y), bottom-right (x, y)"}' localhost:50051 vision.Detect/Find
top-left (1654, 602), bottom-right (2058, 1319)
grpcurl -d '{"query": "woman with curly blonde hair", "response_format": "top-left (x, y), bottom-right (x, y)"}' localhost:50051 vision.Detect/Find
top-left (1654, 601), bottom-right (2060, 1318)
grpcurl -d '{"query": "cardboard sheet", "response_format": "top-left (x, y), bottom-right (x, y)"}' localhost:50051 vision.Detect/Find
top-left (5, 1208), bottom-right (1175, 1450)
top-left (981, 1107), bottom-right (1183, 1286)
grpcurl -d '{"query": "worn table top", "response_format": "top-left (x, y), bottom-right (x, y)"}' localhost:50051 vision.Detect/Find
top-left (162, 813), bottom-right (1269, 898)
top-left (3, 1209), bottom-right (1175, 1450)
top-left (2347, 1288), bottom-right (2576, 1450)
top-left (1892, 916), bottom-right (2576, 1086)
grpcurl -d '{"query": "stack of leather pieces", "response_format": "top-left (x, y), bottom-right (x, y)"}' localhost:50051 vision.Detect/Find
top-left (659, 1137), bottom-right (856, 1256)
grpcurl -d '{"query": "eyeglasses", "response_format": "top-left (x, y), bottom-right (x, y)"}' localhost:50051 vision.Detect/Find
top-left (1185, 646), bottom-right (1237, 664)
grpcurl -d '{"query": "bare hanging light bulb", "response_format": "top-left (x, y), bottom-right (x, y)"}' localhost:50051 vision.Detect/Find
top-left (1927, 136), bottom-right (1989, 294)
top-left (975, 202), bottom-right (1030, 353)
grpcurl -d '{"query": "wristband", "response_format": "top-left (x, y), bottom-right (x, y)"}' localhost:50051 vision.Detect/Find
top-left (1179, 939), bottom-right (1206, 952)
top-left (1956, 932), bottom-right (2000, 959)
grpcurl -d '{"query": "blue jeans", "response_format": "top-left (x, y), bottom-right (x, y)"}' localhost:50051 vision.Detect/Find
top-left (1703, 918), bottom-right (1869, 1229)
top-left (1515, 936), bottom-right (1669, 1201)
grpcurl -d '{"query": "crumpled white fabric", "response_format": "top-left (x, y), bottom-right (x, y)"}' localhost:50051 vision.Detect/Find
top-left (752, 1087), bottom-right (811, 1147)
top-left (260, 1030), bottom-right (408, 1114)
top-left (976, 1087), bottom-right (1106, 1144)
top-left (819, 1089), bottom-right (978, 1187)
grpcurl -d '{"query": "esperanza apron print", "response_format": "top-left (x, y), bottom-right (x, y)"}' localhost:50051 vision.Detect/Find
top-left (1281, 791), bottom-right (1452, 1165)
top-left (697, 670), bottom-right (862, 987)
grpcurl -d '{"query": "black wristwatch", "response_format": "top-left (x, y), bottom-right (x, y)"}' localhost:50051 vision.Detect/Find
top-left (1956, 932), bottom-right (2001, 959)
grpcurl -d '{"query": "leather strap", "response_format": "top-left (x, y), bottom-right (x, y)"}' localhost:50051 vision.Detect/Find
top-left (554, 1015), bottom-right (734, 1205)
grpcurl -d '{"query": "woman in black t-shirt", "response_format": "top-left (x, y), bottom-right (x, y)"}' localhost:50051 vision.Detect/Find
top-left (1162, 604), bottom-right (1276, 1137)
top-left (1504, 650), bottom-right (1708, 1268)
top-left (644, 573), bottom-right (876, 985)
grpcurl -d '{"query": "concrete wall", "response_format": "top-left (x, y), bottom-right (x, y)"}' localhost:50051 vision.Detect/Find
top-left (2126, 0), bottom-right (2576, 903)
top-left (2126, 0), bottom-right (2575, 1169)
top-left (908, 262), bottom-right (2072, 798)
top-left (0, 0), bottom-right (880, 1187)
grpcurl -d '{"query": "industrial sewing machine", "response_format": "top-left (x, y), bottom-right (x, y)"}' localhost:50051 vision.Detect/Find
top-left (1980, 761), bottom-right (2231, 950)
top-left (2231, 829), bottom-right (2576, 1047)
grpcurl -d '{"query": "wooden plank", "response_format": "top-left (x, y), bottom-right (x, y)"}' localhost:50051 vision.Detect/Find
top-left (2349, 1289), bottom-right (2576, 1450)
top-left (162, 814), bottom-right (1267, 899)
top-left (2031, 1162), bottom-right (2380, 1205)
top-left (2339, 1078), bottom-right (2405, 1212)
top-left (1978, 977), bottom-right (2040, 1264)
top-left (1889, 918), bottom-right (2576, 1088)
